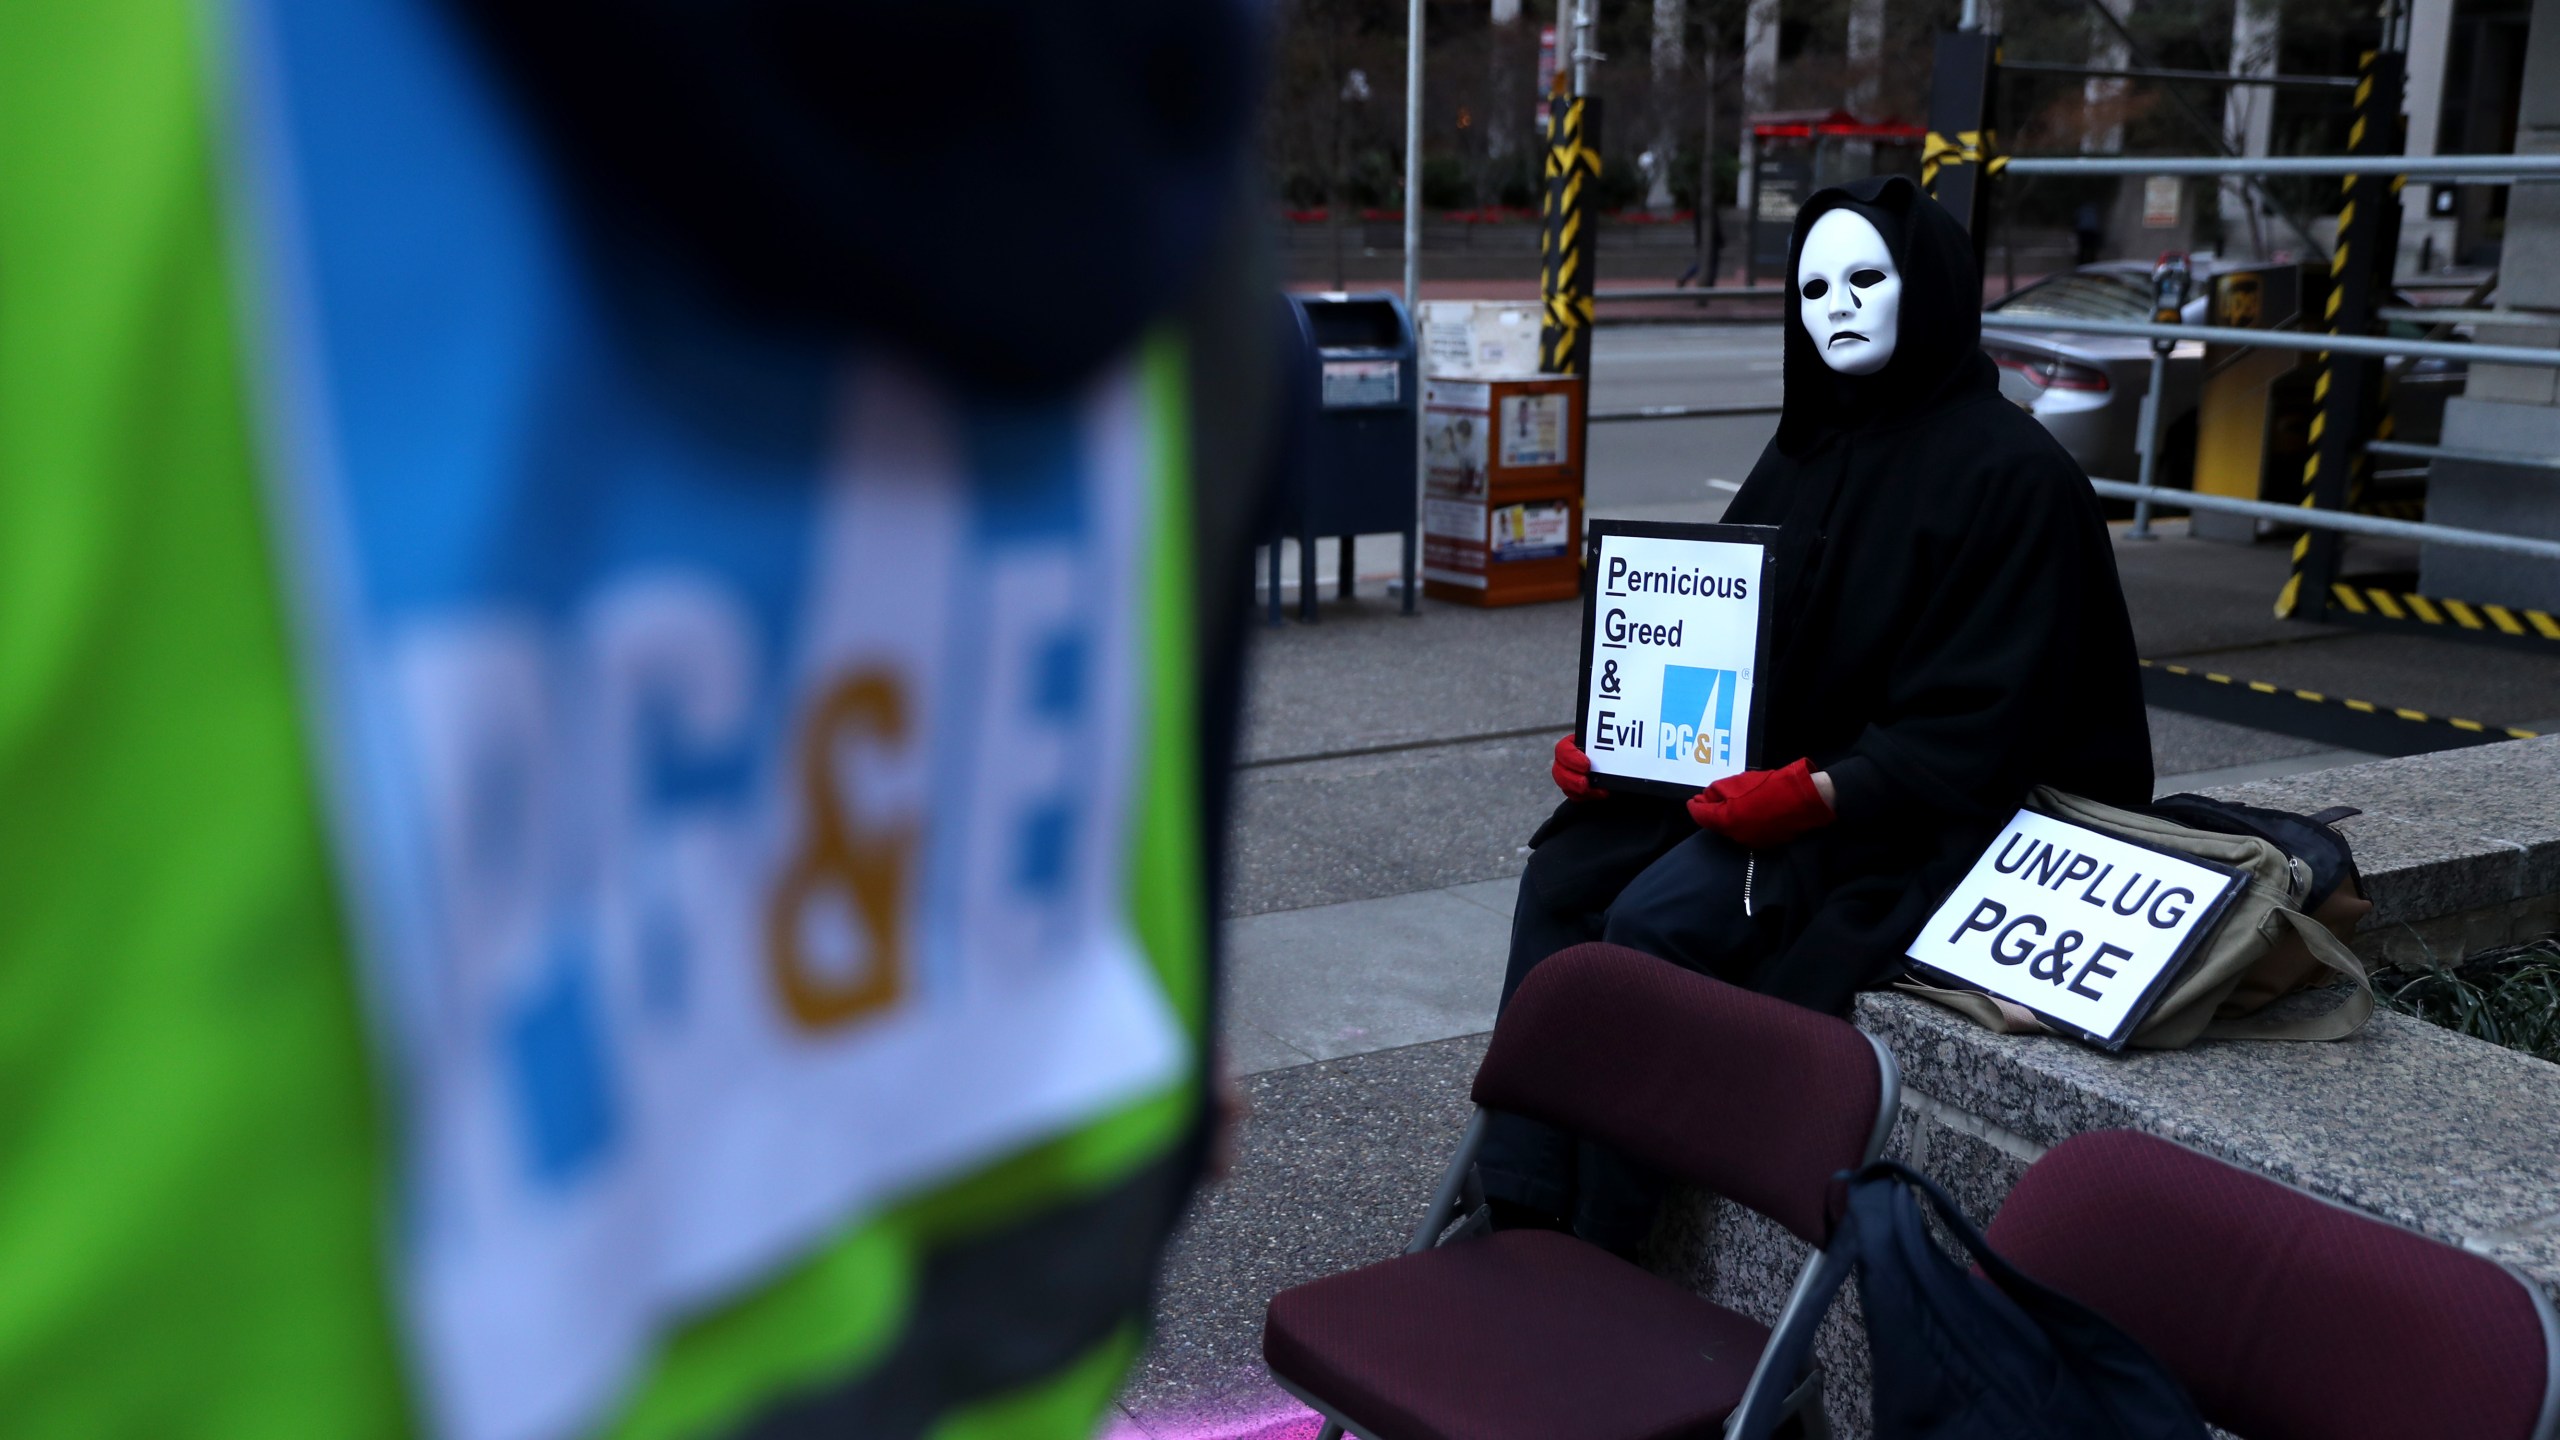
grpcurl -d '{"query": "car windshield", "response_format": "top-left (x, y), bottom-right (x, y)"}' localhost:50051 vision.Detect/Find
top-left (1987, 272), bottom-right (2152, 320)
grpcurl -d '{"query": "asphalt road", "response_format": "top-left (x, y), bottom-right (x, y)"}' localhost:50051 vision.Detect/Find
top-left (1584, 322), bottom-right (1781, 521)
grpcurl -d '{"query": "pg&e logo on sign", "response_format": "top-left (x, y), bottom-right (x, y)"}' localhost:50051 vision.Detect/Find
top-left (1657, 664), bottom-right (1738, 767)
top-left (1907, 807), bottom-right (2244, 1048)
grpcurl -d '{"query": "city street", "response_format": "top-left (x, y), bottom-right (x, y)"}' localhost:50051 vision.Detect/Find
top-left (1584, 323), bottom-right (1783, 521)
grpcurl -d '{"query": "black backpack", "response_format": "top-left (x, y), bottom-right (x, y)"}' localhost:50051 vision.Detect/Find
top-left (1830, 1161), bottom-right (2209, 1440)
top-left (2147, 793), bottom-right (2364, 915)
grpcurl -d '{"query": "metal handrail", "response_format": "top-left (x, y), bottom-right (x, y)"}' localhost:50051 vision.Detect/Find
top-left (2365, 439), bottom-right (2560, 472)
top-left (2000, 154), bottom-right (2560, 180)
top-left (2372, 307), bottom-right (2542, 327)
top-left (2086, 480), bottom-right (2560, 561)
top-left (2001, 60), bottom-right (2358, 89)
top-left (1980, 312), bottom-right (2560, 367)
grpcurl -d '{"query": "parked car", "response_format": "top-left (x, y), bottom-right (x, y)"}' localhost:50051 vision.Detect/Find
top-left (1980, 263), bottom-right (2208, 488)
top-left (1982, 261), bottom-right (2466, 496)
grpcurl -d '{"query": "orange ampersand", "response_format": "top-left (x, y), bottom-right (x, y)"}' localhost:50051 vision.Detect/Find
top-left (766, 670), bottom-right (917, 1030)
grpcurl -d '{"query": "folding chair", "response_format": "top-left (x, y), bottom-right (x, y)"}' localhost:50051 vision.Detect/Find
top-left (1260, 942), bottom-right (1902, 1440)
top-left (1986, 1129), bottom-right (2560, 1440)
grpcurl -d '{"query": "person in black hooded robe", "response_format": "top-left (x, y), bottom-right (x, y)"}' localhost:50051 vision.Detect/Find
top-left (1477, 175), bottom-right (2153, 1251)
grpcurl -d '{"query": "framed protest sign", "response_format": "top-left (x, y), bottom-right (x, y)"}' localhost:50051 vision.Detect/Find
top-left (1906, 809), bottom-right (2248, 1049)
top-left (1572, 520), bottom-right (1781, 799)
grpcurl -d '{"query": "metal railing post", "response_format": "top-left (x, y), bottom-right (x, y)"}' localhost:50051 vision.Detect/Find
top-left (1923, 28), bottom-right (2001, 279)
top-left (1403, 0), bottom-right (1424, 615)
top-left (2128, 255), bottom-right (2190, 541)
top-left (2279, 47), bottom-right (2405, 624)
top-left (2131, 344), bottom-right (2169, 540)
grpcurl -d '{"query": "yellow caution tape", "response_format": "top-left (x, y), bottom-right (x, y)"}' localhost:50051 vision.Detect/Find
top-left (2138, 660), bottom-right (2539, 740)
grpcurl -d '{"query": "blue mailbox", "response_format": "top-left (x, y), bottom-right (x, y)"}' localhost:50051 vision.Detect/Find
top-left (1275, 292), bottom-right (1419, 623)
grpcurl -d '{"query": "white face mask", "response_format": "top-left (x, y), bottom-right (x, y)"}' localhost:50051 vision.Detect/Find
top-left (1797, 209), bottom-right (1902, 376)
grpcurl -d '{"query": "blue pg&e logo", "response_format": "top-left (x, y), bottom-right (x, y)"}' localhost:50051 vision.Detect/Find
top-left (1658, 664), bottom-right (1738, 767)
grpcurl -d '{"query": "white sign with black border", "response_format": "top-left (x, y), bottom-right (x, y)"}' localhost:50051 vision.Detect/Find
top-left (1573, 520), bottom-right (1780, 797)
top-left (1907, 808), bottom-right (2248, 1049)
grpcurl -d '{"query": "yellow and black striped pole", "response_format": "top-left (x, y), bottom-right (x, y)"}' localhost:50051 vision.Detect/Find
top-left (1540, 91), bottom-right (1603, 376)
top-left (1923, 29), bottom-right (2002, 278)
top-left (2276, 48), bottom-right (2406, 623)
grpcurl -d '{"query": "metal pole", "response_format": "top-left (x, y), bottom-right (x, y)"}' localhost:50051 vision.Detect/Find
top-left (1998, 152), bottom-right (2560, 178)
top-left (1698, 16), bottom-right (1720, 287)
top-left (1403, 0), bottom-right (1424, 615)
top-left (2083, 481), bottom-right (2560, 561)
top-left (1743, 143), bottom-right (1759, 286)
top-left (1404, 0), bottom-right (1423, 317)
top-left (1980, 312), bottom-right (2560, 367)
top-left (1566, 0), bottom-right (1587, 94)
top-left (2130, 345), bottom-right (2167, 539)
top-left (1997, 59), bottom-right (2357, 88)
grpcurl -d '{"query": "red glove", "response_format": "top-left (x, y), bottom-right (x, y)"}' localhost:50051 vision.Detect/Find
top-left (1687, 758), bottom-right (1833, 847)
top-left (1552, 735), bottom-right (1608, 801)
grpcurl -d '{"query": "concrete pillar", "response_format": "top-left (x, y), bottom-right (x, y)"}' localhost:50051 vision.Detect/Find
top-left (1650, 0), bottom-right (1686, 212)
top-left (2218, 0), bottom-right (2277, 259)
top-left (2399, 0), bottom-right (2457, 275)
top-left (1738, 0), bottom-right (1779, 219)
top-left (2425, 0), bottom-right (2560, 607)
top-left (2469, 0), bottom-right (2560, 390)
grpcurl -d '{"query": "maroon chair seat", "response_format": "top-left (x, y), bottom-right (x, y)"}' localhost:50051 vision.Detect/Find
top-left (1988, 1130), bottom-right (2560, 1440)
top-left (1260, 944), bottom-right (1902, 1440)
top-left (1264, 1228), bottom-right (1769, 1440)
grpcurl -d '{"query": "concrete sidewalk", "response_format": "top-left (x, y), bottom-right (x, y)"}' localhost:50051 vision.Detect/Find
top-left (1217, 717), bottom-right (2371, 1078)
top-left (1224, 880), bottom-right (1515, 1076)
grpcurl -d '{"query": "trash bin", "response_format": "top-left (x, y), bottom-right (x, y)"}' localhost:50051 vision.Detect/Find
top-left (1274, 292), bottom-right (1419, 622)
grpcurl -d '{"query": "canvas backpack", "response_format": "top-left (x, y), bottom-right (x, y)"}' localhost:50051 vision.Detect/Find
top-left (1898, 786), bottom-right (2375, 1047)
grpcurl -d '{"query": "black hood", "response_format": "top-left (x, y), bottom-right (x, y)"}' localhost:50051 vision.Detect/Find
top-left (1775, 175), bottom-right (1996, 454)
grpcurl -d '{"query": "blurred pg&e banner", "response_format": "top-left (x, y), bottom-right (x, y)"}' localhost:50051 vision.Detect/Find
top-left (228, 0), bottom-right (1188, 1436)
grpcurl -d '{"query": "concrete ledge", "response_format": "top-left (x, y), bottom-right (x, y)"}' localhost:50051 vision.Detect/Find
top-left (2200, 735), bottom-right (2560, 964)
top-left (1654, 739), bottom-right (2560, 1438)
top-left (1856, 996), bottom-right (2560, 1290)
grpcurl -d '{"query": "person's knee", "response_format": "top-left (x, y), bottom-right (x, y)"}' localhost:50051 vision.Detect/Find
top-left (1598, 898), bottom-right (1675, 955)
top-left (1599, 831), bottom-right (1753, 968)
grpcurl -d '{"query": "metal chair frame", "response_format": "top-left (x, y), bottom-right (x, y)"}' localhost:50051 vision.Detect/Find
top-left (1278, 1030), bottom-right (1902, 1440)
